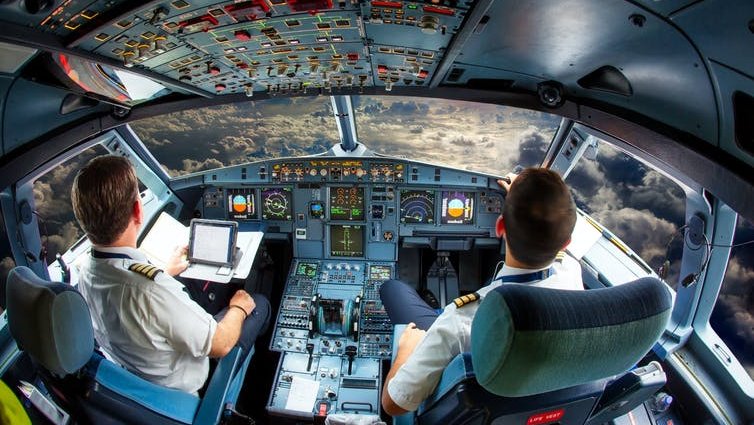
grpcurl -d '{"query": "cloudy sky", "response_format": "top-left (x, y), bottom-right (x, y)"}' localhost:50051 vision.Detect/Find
top-left (0, 95), bottom-right (750, 378)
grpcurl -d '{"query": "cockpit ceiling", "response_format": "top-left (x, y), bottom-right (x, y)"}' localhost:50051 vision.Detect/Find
top-left (2, 0), bottom-right (471, 96)
top-left (1, 0), bottom-right (754, 166)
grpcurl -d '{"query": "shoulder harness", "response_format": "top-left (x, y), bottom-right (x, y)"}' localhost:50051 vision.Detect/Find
top-left (453, 292), bottom-right (480, 308)
top-left (128, 263), bottom-right (163, 280)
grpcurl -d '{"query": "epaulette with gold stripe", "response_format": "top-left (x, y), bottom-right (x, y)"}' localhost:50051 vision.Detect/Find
top-left (555, 251), bottom-right (566, 263)
top-left (453, 292), bottom-right (480, 308)
top-left (128, 263), bottom-right (162, 280)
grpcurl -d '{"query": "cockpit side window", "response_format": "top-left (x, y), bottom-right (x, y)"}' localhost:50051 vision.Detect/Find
top-left (711, 217), bottom-right (754, 381)
top-left (565, 140), bottom-right (686, 286)
top-left (32, 145), bottom-right (109, 268)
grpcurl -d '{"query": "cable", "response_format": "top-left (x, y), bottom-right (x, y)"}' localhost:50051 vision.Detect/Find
top-left (681, 233), bottom-right (713, 287)
top-left (706, 239), bottom-right (754, 248)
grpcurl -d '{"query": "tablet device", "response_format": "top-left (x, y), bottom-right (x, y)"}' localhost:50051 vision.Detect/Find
top-left (187, 219), bottom-right (238, 267)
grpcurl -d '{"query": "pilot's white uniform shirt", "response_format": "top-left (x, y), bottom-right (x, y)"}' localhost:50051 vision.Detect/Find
top-left (77, 246), bottom-right (217, 395)
top-left (387, 254), bottom-right (583, 412)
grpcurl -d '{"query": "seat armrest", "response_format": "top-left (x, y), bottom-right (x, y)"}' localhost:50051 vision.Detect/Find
top-left (418, 353), bottom-right (475, 415)
top-left (193, 346), bottom-right (254, 425)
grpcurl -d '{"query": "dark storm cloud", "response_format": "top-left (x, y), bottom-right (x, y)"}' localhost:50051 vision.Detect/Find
top-left (712, 256), bottom-right (754, 377)
top-left (387, 101), bottom-right (429, 115)
top-left (514, 128), bottom-right (548, 168)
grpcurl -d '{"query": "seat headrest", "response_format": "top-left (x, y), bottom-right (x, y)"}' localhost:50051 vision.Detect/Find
top-left (6, 267), bottom-right (94, 377)
top-left (471, 277), bottom-right (672, 397)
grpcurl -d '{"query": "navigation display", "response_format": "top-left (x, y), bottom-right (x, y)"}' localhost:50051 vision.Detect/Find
top-left (227, 188), bottom-right (256, 220)
top-left (262, 187), bottom-right (293, 220)
top-left (400, 190), bottom-right (435, 224)
top-left (330, 225), bottom-right (364, 257)
top-left (329, 187), bottom-right (364, 221)
top-left (441, 191), bottom-right (475, 224)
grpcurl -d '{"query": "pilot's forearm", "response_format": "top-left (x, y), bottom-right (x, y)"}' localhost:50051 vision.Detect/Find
top-left (208, 307), bottom-right (246, 358)
top-left (381, 344), bottom-right (416, 416)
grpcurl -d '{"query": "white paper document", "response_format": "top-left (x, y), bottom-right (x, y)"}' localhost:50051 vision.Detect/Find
top-left (566, 213), bottom-right (604, 259)
top-left (139, 212), bottom-right (189, 268)
top-left (285, 376), bottom-right (320, 413)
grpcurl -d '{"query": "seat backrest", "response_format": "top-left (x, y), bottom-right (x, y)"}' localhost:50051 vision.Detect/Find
top-left (6, 266), bottom-right (94, 377)
top-left (471, 277), bottom-right (672, 397)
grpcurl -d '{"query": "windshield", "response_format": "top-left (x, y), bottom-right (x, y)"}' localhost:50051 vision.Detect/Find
top-left (132, 96), bottom-right (559, 178)
top-left (353, 96), bottom-right (559, 175)
top-left (131, 97), bottom-right (338, 176)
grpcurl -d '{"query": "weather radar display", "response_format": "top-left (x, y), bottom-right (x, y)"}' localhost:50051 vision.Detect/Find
top-left (330, 225), bottom-right (364, 257)
top-left (400, 190), bottom-right (435, 224)
top-left (227, 188), bottom-right (256, 220)
top-left (441, 191), bottom-right (475, 224)
top-left (262, 187), bottom-right (292, 220)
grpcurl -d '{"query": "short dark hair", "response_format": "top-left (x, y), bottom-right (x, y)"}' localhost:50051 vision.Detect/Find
top-left (71, 156), bottom-right (138, 246)
top-left (503, 168), bottom-right (576, 268)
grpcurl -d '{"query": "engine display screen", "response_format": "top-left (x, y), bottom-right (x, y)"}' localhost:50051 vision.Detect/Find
top-left (330, 225), bottom-right (364, 258)
top-left (440, 191), bottom-right (475, 224)
top-left (329, 187), bottom-right (365, 221)
top-left (400, 190), bottom-right (435, 224)
top-left (262, 187), bottom-right (293, 220)
top-left (227, 188), bottom-right (256, 220)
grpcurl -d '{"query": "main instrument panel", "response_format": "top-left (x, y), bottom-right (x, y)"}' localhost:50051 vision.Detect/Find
top-left (189, 156), bottom-right (503, 418)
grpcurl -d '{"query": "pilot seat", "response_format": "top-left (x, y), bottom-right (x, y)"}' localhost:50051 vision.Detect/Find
top-left (5, 266), bottom-right (254, 425)
top-left (389, 276), bottom-right (672, 425)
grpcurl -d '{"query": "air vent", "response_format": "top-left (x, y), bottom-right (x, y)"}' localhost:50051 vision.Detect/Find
top-left (577, 65), bottom-right (632, 96)
top-left (734, 91), bottom-right (754, 156)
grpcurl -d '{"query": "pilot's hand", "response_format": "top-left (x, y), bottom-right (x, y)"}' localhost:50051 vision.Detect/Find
top-left (398, 322), bottom-right (426, 354)
top-left (497, 172), bottom-right (519, 194)
top-left (229, 289), bottom-right (255, 316)
top-left (165, 244), bottom-right (189, 276)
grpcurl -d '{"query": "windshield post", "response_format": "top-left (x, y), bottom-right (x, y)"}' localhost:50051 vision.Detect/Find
top-left (330, 96), bottom-right (359, 152)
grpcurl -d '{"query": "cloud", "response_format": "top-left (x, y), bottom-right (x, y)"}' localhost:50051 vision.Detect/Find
top-left (712, 255), bottom-right (754, 374)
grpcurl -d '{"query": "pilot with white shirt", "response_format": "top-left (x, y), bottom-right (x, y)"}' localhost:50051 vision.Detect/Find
top-left (72, 155), bottom-right (270, 395)
top-left (380, 167), bottom-right (581, 415)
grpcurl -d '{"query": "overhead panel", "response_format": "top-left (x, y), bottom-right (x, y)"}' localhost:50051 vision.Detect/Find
top-left (1, 0), bottom-right (476, 96)
top-left (362, 0), bottom-right (472, 89)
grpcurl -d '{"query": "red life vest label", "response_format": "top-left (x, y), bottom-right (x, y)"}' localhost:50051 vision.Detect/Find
top-left (526, 409), bottom-right (565, 425)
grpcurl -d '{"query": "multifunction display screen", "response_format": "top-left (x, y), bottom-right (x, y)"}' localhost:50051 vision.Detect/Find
top-left (262, 187), bottom-right (293, 220)
top-left (296, 261), bottom-right (318, 278)
top-left (440, 191), bottom-right (475, 224)
top-left (329, 187), bottom-right (364, 221)
top-left (329, 225), bottom-right (364, 258)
